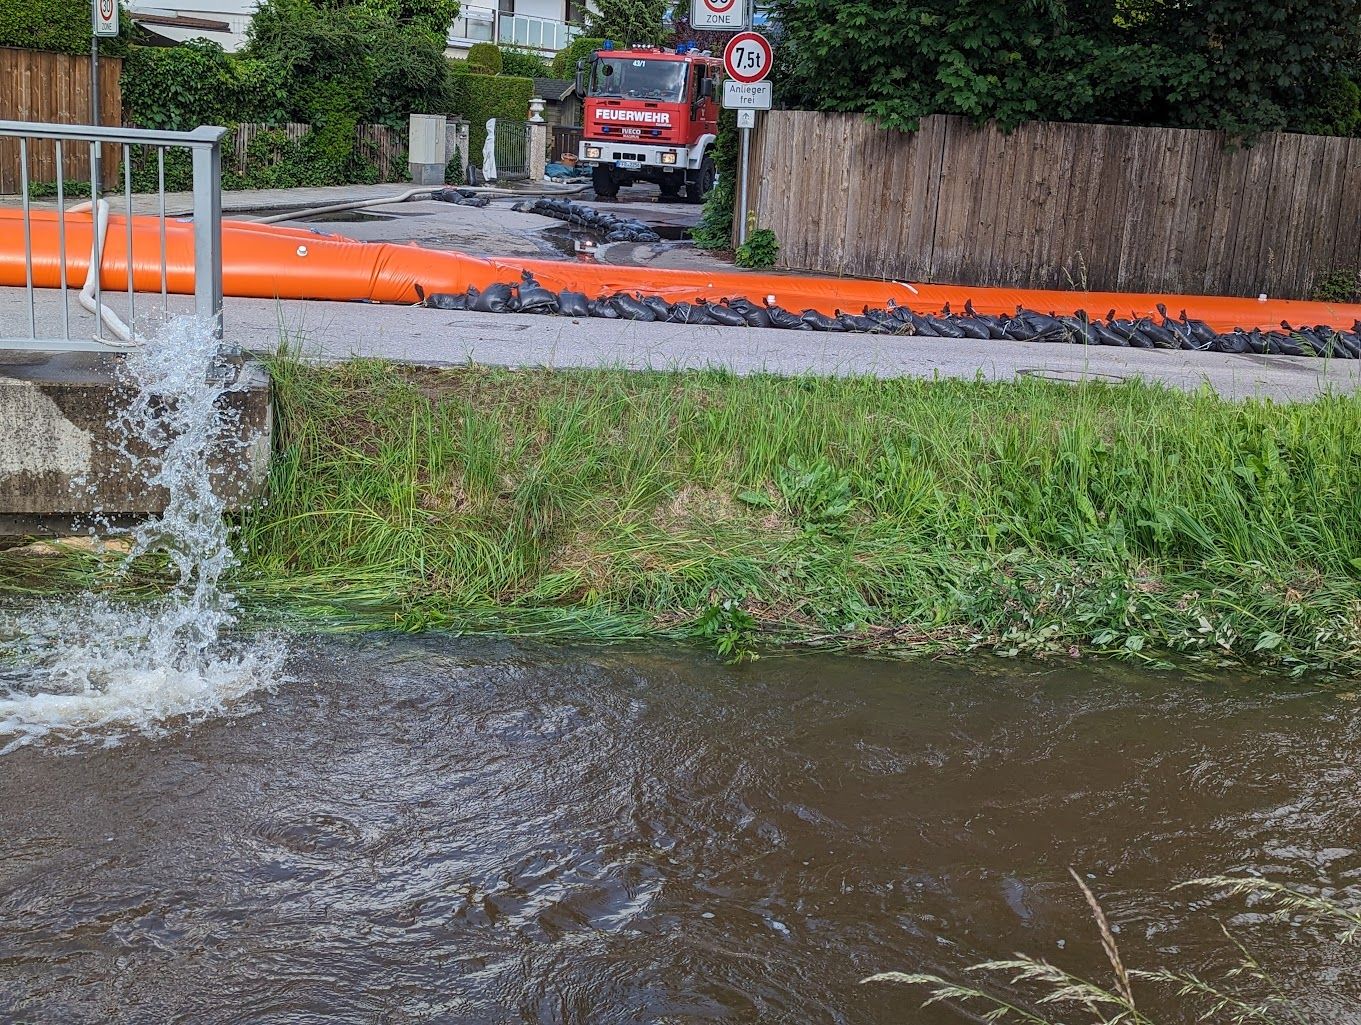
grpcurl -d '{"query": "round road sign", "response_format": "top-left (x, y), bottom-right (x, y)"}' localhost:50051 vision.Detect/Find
top-left (705, 0), bottom-right (737, 11)
top-left (723, 31), bottom-right (772, 85)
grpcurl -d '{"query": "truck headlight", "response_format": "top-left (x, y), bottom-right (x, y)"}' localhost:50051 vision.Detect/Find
top-left (661, 150), bottom-right (677, 164)
top-left (585, 146), bottom-right (601, 159)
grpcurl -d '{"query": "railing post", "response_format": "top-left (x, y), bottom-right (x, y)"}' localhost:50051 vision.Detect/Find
top-left (191, 131), bottom-right (224, 344)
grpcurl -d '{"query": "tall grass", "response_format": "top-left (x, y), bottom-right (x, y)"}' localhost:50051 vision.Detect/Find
top-left (6, 357), bottom-right (1359, 670)
top-left (865, 872), bottom-right (1361, 1023)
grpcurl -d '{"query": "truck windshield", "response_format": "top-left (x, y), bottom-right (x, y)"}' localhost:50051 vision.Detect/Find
top-left (590, 58), bottom-right (687, 101)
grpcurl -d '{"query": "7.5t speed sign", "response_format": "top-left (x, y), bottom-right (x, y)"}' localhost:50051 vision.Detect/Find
top-left (723, 31), bottom-right (772, 85)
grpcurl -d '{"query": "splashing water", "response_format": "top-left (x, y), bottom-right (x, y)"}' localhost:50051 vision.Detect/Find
top-left (0, 317), bottom-right (285, 754)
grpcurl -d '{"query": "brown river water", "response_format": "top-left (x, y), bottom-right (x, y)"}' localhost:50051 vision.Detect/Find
top-left (2, 637), bottom-right (1359, 1024)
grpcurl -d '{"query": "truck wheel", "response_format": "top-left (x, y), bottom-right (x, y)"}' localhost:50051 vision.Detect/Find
top-left (685, 157), bottom-right (716, 204)
top-left (592, 164), bottom-right (619, 200)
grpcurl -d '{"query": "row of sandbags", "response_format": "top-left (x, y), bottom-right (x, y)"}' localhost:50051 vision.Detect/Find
top-left (513, 198), bottom-right (662, 243)
top-left (433, 188), bottom-right (492, 208)
top-left (415, 276), bottom-right (1361, 358)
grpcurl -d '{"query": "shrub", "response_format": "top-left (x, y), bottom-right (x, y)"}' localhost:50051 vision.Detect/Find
top-left (735, 225), bottom-right (779, 269)
top-left (467, 41), bottom-right (503, 75)
top-left (448, 70), bottom-right (534, 171)
top-left (0, 0), bottom-right (130, 55)
top-left (550, 36), bottom-right (606, 79)
top-left (500, 47), bottom-right (549, 79)
top-left (691, 108), bottom-right (739, 250)
top-left (124, 40), bottom-right (248, 131)
top-left (1312, 269), bottom-right (1361, 304)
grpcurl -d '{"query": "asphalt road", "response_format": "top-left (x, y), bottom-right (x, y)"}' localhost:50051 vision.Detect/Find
top-left (4, 187), bottom-right (1360, 399)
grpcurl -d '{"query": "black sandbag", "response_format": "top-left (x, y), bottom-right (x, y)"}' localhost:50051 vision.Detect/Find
top-left (705, 302), bottom-right (749, 327)
top-left (641, 295), bottom-right (672, 319)
top-left (1130, 317), bottom-right (1177, 349)
top-left (517, 284), bottom-right (559, 314)
top-left (666, 302), bottom-right (718, 325)
top-left (588, 298), bottom-right (620, 319)
top-left (837, 312), bottom-right (889, 333)
top-left (1272, 333), bottom-right (1305, 356)
top-left (1124, 326), bottom-right (1157, 349)
top-left (611, 294), bottom-right (657, 321)
top-left (1178, 310), bottom-right (1220, 349)
top-left (1091, 322), bottom-right (1129, 346)
top-left (1213, 330), bottom-right (1247, 354)
top-left (1002, 318), bottom-right (1037, 340)
top-left (726, 297), bottom-right (771, 328)
top-left (953, 317), bottom-right (992, 340)
top-left (467, 281), bottom-right (515, 313)
top-left (921, 315), bottom-right (966, 338)
top-left (801, 309), bottom-right (844, 332)
top-left (424, 291), bottom-right (466, 311)
top-left (557, 290), bottom-right (591, 318)
top-left (1060, 315), bottom-right (1100, 345)
top-left (766, 304), bottom-right (810, 330)
top-left (605, 229), bottom-right (633, 242)
top-left (1329, 330), bottom-right (1361, 358)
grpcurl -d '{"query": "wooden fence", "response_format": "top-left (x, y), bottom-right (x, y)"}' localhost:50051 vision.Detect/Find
top-left (748, 111), bottom-right (1361, 301)
top-left (0, 47), bottom-right (123, 194)
top-left (230, 122), bottom-right (406, 181)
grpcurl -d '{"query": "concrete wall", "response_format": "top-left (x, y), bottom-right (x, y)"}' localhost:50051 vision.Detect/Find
top-left (0, 355), bottom-right (272, 535)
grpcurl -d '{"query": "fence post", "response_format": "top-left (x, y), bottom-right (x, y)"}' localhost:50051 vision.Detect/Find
top-left (190, 127), bottom-right (226, 344)
top-left (528, 121), bottom-right (548, 181)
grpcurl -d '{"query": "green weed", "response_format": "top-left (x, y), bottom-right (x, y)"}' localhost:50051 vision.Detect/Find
top-left (6, 358), bottom-right (1360, 672)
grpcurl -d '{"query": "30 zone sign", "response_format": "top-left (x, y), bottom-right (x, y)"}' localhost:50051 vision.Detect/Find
top-left (723, 31), bottom-right (772, 85)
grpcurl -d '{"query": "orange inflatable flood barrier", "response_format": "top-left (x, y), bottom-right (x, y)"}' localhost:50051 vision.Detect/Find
top-left (4, 207), bottom-right (1361, 335)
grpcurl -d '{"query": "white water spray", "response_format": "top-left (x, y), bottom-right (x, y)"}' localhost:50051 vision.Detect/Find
top-left (0, 317), bottom-right (285, 754)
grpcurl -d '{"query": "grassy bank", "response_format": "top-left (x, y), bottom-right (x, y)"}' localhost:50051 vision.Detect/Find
top-left (7, 359), bottom-right (1361, 672)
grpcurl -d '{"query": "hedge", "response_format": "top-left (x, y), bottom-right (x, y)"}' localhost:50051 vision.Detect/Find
top-left (500, 46), bottom-right (550, 79)
top-left (448, 70), bottom-right (534, 170)
top-left (467, 41), bottom-right (503, 74)
top-left (1, 0), bottom-right (130, 55)
top-left (123, 41), bottom-right (288, 131)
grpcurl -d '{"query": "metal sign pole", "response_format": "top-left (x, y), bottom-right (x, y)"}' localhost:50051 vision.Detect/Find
top-left (737, 124), bottom-right (751, 246)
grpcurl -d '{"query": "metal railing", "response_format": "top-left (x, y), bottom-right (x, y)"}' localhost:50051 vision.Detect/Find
top-left (447, 6), bottom-right (580, 52)
top-left (448, 5), bottom-right (495, 43)
top-left (0, 120), bottom-right (225, 355)
top-left (497, 12), bottom-right (580, 52)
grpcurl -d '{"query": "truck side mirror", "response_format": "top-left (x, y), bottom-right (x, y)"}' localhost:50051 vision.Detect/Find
top-left (701, 78), bottom-right (715, 100)
top-left (574, 59), bottom-right (585, 96)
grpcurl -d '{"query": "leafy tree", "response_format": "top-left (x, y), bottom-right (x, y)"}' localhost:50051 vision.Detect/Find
top-left (772, 0), bottom-right (1361, 139)
top-left (550, 35), bottom-right (606, 78)
top-left (584, 0), bottom-right (670, 46)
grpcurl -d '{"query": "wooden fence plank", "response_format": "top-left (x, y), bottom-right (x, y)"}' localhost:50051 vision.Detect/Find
top-left (1, 47), bottom-right (122, 194)
top-left (754, 109), bottom-right (1354, 299)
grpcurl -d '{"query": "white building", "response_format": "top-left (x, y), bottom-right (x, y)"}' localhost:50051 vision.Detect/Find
top-left (446, 0), bottom-right (583, 58)
top-left (124, 0), bottom-right (585, 57)
top-left (127, 0), bottom-right (258, 51)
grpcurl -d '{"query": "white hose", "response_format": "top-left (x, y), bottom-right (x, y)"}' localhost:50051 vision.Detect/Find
top-left (68, 199), bottom-right (138, 346)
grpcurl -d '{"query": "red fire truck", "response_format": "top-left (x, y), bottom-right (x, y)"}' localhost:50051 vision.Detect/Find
top-left (575, 43), bottom-right (723, 203)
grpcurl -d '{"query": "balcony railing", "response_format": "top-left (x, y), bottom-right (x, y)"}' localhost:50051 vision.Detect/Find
top-left (448, 7), bottom-right (581, 52)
